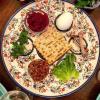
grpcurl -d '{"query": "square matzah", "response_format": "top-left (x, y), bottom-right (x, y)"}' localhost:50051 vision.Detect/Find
top-left (34, 27), bottom-right (70, 64)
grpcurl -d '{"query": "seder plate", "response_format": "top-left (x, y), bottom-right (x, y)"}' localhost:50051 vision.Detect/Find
top-left (1, 1), bottom-right (100, 98)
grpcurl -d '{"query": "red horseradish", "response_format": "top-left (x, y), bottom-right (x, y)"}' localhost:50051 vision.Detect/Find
top-left (25, 10), bottom-right (49, 33)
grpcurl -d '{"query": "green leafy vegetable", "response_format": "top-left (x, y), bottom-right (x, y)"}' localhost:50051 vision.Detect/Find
top-left (19, 29), bottom-right (28, 45)
top-left (52, 53), bottom-right (79, 82)
top-left (75, 0), bottom-right (95, 8)
top-left (11, 42), bottom-right (26, 58)
top-left (11, 29), bottom-right (28, 58)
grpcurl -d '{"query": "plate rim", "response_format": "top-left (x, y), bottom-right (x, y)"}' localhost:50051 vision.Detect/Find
top-left (0, 1), bottom-right (100, 98)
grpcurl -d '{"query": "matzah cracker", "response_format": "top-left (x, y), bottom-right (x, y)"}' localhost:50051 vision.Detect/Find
top-left (34, 27), bottom-right (71, 64)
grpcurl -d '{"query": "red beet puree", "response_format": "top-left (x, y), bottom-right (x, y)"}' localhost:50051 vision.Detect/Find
top-left (26, 10), bottom-right (49, 32)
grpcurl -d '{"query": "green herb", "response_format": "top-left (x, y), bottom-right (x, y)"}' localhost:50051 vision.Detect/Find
top-left (19, 29), bottom-right (28, 45)
top-left (75, 0), bottom-right (95, 8)
top-left (53, 53), bottom-right (79, 82)
top-left (11, 29), bottom-right (28, 58)
top-left (11, 42), bottom-right (26, 58)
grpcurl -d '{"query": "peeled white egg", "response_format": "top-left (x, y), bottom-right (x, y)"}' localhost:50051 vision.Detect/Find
top-left (56, 12), bottom-right (73, 31)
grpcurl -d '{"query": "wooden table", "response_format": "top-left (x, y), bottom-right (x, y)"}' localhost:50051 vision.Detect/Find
top-left (0, 0), bottom-right (100, 100)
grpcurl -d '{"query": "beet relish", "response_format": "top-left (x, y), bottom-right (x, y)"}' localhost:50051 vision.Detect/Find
top-left (26, 10), bottom-right (49, 32)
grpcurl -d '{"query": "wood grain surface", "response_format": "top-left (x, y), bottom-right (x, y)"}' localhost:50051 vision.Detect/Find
top-left (0, 0), bottom-right (100, 100)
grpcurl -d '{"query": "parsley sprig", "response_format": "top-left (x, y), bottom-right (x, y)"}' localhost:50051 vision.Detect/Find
top-left (11, 29), bottom-right (28, 58)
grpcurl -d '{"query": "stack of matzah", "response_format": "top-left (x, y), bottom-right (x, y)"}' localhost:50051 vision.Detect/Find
top-left (34, 27), bottom-right (71, 64)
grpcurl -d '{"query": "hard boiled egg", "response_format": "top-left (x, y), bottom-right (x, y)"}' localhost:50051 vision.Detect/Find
top-left (55, 12), bottom-right (73, 31)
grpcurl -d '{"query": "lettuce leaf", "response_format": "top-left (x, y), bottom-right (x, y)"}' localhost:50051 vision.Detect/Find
top-left (52, 53), bottom-right (79, 82)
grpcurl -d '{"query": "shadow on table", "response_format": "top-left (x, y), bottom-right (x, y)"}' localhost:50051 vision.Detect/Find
top-left (88, 83), bottom-right (100, 100)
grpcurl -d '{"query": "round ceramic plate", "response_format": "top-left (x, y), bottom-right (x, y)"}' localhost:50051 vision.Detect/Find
top-left (1, 1), bottom-right (100, 98)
